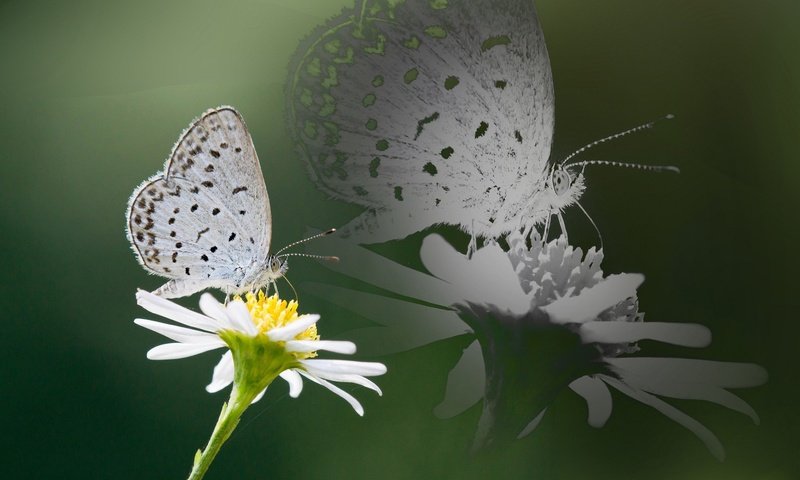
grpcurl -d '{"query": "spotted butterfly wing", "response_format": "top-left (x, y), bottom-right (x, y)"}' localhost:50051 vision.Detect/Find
top-left (126, 107), bottom-right (275, 298)
top-left (288, 0), bottom-right (577, 243)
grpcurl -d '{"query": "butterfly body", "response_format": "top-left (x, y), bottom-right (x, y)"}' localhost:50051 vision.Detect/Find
top-left (126, 107), bottom-right (287, 298)
top-left (288, 0), bottom-right (583, 243)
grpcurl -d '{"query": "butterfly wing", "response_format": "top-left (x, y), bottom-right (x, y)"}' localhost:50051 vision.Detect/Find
top-left (126, 107), bottom-right (272, 297)
top-left (287, 0), bottom-right (554, 240)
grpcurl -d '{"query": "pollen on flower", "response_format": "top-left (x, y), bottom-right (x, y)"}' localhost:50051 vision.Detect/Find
top-left (237, 291), bottom-right (320, 356)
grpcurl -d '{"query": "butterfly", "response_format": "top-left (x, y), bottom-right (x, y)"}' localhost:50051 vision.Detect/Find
top-left (287, 0), bottom-right (675, 247)
top-left (126, 106), bottom-right (325, 299)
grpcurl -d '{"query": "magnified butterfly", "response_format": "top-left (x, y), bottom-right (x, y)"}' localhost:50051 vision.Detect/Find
top-left (126, 106), bottom-right (333, 299)
top-left (287, 0), bottom-right (676, 247)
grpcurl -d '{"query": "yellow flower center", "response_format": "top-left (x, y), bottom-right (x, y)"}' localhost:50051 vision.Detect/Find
top-left (235, 291), bottom-right (319, 359)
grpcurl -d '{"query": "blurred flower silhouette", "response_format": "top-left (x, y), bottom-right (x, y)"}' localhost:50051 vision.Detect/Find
top-left (135, 289), bottom-right (386, 479)
top-left (312, 234), bottom-right (766, 459)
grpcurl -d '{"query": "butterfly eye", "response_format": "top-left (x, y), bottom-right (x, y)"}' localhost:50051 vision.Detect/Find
top-left (270, 258), bottom-right (281, 272)
top-left (552, 169), bottom-right (571, 196)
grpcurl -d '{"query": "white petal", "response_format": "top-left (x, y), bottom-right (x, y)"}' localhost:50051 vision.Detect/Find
top-left (421, 234), bottom-right (531, 314)
top-left (607, 359), bottom-right (761, 424)
top-left (301, 359), bottom-right (387, 377)
top-left (146, 341), bottom-right (226, 360)
top-left (569, 375), bottom-right (613, 427)
top-left (206, 351), bottom-right (234, 393)
top-left (199, 293), bottom-right (235, 330)
top-left (601, 375), bottom-right (726, 461)
top-left (225, 299), bottom-right (258, 335)
top-left (517, 409), bottom-right (547, 439)
top-left (280, 370), bottom-right (304, 398)
top-left (298, 370), bottom-right (364, 416)
top-left (542, 274), bottom-right (644, 324)
top-left (136, 290), bottom-right (219, 332)
top-left (308, 283), bottom-right (471, 356)
top-left (134, 319), bottom-right (217, 344)
top-left (306, 372), bottom-right (383, 396)
top-left (268, 314), bottom-right (320, 341)
top-left (286, 340), bottom-right (356, 354)
top-left (251, 387), bottom-right (268, 404)
top-left (434, 340), bottom-right (484, 419)
top-left (319, 235), bottom-right (459, 307)
top-left (579, 321), bottom-right (711, 347)
top-left (606, 357), bottom-right (768, 388)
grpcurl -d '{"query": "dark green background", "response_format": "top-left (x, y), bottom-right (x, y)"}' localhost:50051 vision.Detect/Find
top-left (1, 0), bottom-right (797, 478)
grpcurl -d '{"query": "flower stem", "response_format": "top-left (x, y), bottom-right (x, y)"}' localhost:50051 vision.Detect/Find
top-left (186, 389), bottom-right (251, 480)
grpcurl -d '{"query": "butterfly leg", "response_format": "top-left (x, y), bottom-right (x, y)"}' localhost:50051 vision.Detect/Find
top-left (466, 219), bottom-right (478, 259)
top-left (542, 212), bottom-right (552, 242)
top-left (557, 211), bottom-right (569, 244)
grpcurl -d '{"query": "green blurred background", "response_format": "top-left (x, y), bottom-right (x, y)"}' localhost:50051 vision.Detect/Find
top-left (1, 0), bottom-right (798, 478)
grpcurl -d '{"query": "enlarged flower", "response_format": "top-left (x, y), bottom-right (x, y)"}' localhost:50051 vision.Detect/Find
top-left (134, 289), bottom-right (387, 480)
top-left (310, 233), bottom-right (766, 459)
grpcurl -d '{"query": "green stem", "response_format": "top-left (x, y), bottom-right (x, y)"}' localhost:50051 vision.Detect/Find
top-left (186, 389), bottom-right (251, 480)
top-left (185, 331), bottom-right (295, 479)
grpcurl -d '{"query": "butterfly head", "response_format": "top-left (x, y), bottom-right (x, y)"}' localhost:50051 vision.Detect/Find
top-left (550, 165), bottom-right (574, 197)
top-left (537, 163), bottom-right (586, 211)
top-left (267, 255), bottom-right (289, 277)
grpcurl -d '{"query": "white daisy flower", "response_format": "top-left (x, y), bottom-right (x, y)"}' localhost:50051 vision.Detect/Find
top-left (135, 289), bottom-right (386, 414)
top-left (310, 233), bottom-right (766, 459)
top-left (134, 289), bottom-right (386, 480)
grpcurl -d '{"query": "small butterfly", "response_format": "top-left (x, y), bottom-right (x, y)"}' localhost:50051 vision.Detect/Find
top-left (287, 0), bottom-right (676, 247)
top-left (126, 106), bottom-right (332, 299)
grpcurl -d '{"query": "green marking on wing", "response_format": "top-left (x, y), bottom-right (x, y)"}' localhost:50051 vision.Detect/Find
top-left (415, 112), bottom-right (440, 140)
top-left (303, 121), bottom-right (318, 140)
top-left (403, 35), bottom-right (421, 49)
top-left (318, 93), bottom-right (337, 117)
top-left (324, 39), bottom-right (341, 54)
top-left (299, 88), bottom-right (313, 107)
top-left (444, 76), bottom-right (459, 90)
top-left (364, 34), bottom-right (387, 54)
top-left (321, 65), bottom-right (339, 88)
top-left (306, 57), bottom-right (321, 77)
top-left (369, 157), bottom-right (381, 178)
top-left (404, 68), bottom-right (419, 84)
top-left (424, 26), bottom-right (447, 38)
top-left (322, 121), bottom-right (340, 146)
top-left (362, 93), bottom-right (376, 107)
top-left (481, 35), bottom-right (511, 52)
top-left (333, 46), bottom-right (354, 64)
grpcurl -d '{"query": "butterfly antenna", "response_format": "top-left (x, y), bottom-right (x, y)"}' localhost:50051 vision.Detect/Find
top-left (542, 213), bottom-right (552, 242)
top-left (274, 228), bottom-right (336, 256)
top-left (560, 114), bottom-right (675, 167)
top-left (574, 200), bottom-right (604, 251)
top-left (565, 159), bottom-right (680, 174)
top-left (277, 252), bottom-right (340, 263)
